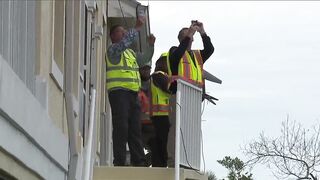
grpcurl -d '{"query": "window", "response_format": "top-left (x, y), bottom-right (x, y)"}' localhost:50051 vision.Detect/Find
top-left (73, 0), bottom-right (81, 99)
top-left (0, 1), bottom-right (36, 94)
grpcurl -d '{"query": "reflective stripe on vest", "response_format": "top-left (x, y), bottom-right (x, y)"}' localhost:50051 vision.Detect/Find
top-left (152, 104), bottom-right (169, 113)
top-left (106, 49), bottom-right (141, 91)
top-left (151, 71), bottom-right (170, 116)
top-left (178, 50), bottom-right (203, 87)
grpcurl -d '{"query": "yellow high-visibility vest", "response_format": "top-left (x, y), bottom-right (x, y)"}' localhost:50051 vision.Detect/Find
top-left (151, 71), bottom-right (170, 116)
top-left (165, 50), bottom-right (203, 87)
top-left (106, 49), bottom-right (141, 92)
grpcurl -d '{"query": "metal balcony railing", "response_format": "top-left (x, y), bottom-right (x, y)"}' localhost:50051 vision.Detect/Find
top-left (99, 79), bottom-right (203, 180)
top-left (175, 79), bottom-right (203, 180)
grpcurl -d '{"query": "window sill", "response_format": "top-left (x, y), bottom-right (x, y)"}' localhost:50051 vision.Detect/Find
top-left (50, 58), bottom-right (64, 91)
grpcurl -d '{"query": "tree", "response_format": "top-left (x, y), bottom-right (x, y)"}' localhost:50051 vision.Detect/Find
top-left (244, 119), bottom-right (320, 180)
top-left (218, 156), bottom-right (253, 180)
top-left (205, 170), bottom-right (218, 180)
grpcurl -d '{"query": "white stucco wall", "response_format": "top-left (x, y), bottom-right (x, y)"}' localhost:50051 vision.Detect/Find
top-left (0, 56), bottom-right (68, 180)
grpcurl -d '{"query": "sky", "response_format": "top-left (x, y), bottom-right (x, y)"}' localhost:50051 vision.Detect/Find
top-left (139, 1), bottom-right (320, 179)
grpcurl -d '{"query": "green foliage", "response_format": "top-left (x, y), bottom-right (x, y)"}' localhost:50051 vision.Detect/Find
top-left (205, 170), bottom-right (218, 180)
top-left (218, 156), bottom-right (253, 180)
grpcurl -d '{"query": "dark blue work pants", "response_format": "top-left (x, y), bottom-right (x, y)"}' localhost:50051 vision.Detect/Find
top-left (109, 89), bottom-right (146, 166)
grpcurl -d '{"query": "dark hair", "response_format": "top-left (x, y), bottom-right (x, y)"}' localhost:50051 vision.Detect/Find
top-left (178, 27), bottom-right (189, 42)
top-left (109, 25), bottom-right (122, 36)
top-left (155, 56), bottom-right (167, 72)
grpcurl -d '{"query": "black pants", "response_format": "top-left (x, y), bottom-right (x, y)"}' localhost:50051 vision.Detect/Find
top-left (151, 116), bottom-right (170, 167)
top-left (109, 89), bottom-right (146, 166)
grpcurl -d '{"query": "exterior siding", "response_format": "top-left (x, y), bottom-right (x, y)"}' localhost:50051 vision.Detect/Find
top-left (0, 1), bottom-right (198, 180)
top-left (0, 56), bottom-right (68, 179)
top-left (0, 0), bottom-right (36, 95)
top-left (1, 0), bottom-right (110, 179)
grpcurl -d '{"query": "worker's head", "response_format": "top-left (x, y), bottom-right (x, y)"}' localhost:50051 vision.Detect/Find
top-left (178, 27), bottom-right (189, 42)
top-left (110, 25), bottom-right (127, 43)
top-left (139, 65), bottom-right (151, 81)
top-left (178, 27), bottom-right (193, 49)
top-left (155, 55), bottom-right (168, 73)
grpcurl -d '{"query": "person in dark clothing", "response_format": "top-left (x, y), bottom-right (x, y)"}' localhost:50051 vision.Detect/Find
top-left (138, 64), bottom-right (154, 166)
top-left (168, 20), bottom-right (214, 93)
top-left (150, 55), bottom-right (172, 167)
top-left (139, 65), bottom-right (152, 123)
top-left (167, 20), bottom-right (214, 167)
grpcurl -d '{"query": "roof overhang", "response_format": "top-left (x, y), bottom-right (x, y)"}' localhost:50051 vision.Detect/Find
top-left (108, 0), bottom-right (140, 18)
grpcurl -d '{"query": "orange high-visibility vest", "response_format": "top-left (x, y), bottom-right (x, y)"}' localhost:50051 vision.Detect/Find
top-left (166, 50), bottom-right (203, 87)
top-left (178, 50), bottom-right (203, 87)
top-left (138, 90), bottom-right (151, 124)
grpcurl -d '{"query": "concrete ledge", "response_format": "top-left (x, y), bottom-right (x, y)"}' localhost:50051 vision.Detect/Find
top-left (0, 119), bottom-right (65, 180)
top-left (0, 56), bottom-right (68, 179)
top-left (183, 168), bottom-right (208, 180)
top-left (93, 166), bottom-right (208, 180)
top-left (0, 148), bottom-right (42, 180)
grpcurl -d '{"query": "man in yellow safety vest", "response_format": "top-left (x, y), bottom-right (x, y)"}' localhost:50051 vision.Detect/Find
top-left (106, 16), bottom-right (155, 166)
top-left (166, 20), bottom-right (214, 167)
top-left (150, 54), bottom-right (172, 167)
top-left (167, 20), bottom-right (214, 90)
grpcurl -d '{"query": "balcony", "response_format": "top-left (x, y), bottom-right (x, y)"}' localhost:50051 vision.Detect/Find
top-left (85, 79), bottom-right (207, 180)
top-left (93, 166), bottom-right (207, 180)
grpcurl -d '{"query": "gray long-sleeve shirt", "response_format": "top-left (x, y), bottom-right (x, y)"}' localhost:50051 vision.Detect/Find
top-left (107, 28), bottom-right (154, 67)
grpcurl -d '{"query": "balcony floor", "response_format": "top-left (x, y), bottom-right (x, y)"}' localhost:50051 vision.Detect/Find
top-left (93, 166), bottom-right (208, 180)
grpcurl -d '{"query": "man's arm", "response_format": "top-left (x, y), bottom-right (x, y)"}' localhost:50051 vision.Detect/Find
top-left (107, 17), bottom-right (145, 64)
top-left (168, 37), bottom-right (190, 75)
top-left (196, 21), bottom-right (214, 63)
top-left (136, 46), bottom-right (154, 67)
top-left (107, 28), bottom-right (139, 64)
top-left (200, 35), bottom-right (214, 63)
top-left (169, 25), bottom-right (197, 75)
top-left (136, 34), bottom-right (155, 67)
top-left (152, 73), bottom-right (171, 94)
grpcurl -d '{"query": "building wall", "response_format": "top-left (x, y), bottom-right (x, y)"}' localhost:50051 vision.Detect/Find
top-left (36, 0), bottom-right (67, 134)
top-left (0, 55), bottom-right (68, 180)
top-left (0, 149), bottom-right (42, 180)
top-left (92, 1), bottom-right (107, 160)
top-left (1, 0), bottom-right (151, 179)
top-left (0, 0), bottom-right (83, 179)
top-left (0, 1), bottom-right (69, 179)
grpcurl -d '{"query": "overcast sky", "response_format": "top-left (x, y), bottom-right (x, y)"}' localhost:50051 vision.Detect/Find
top-left (140, 1), bottom-right (320, 179)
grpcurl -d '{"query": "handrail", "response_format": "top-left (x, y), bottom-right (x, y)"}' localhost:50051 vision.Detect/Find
top-left (83, 89), bottom-right (97, 180)
top-left (175, 79), bottom-right (203, 180)
top-left (175, 81), bottom-right (182, 180)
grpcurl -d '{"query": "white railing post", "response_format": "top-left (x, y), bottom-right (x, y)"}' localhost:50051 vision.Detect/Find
top-left (175, 79), bottom-right (203, 180)
top-left (175, 80), bottom-right (182, 180)
top-left (83, 89), bottom-right (97, 180)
